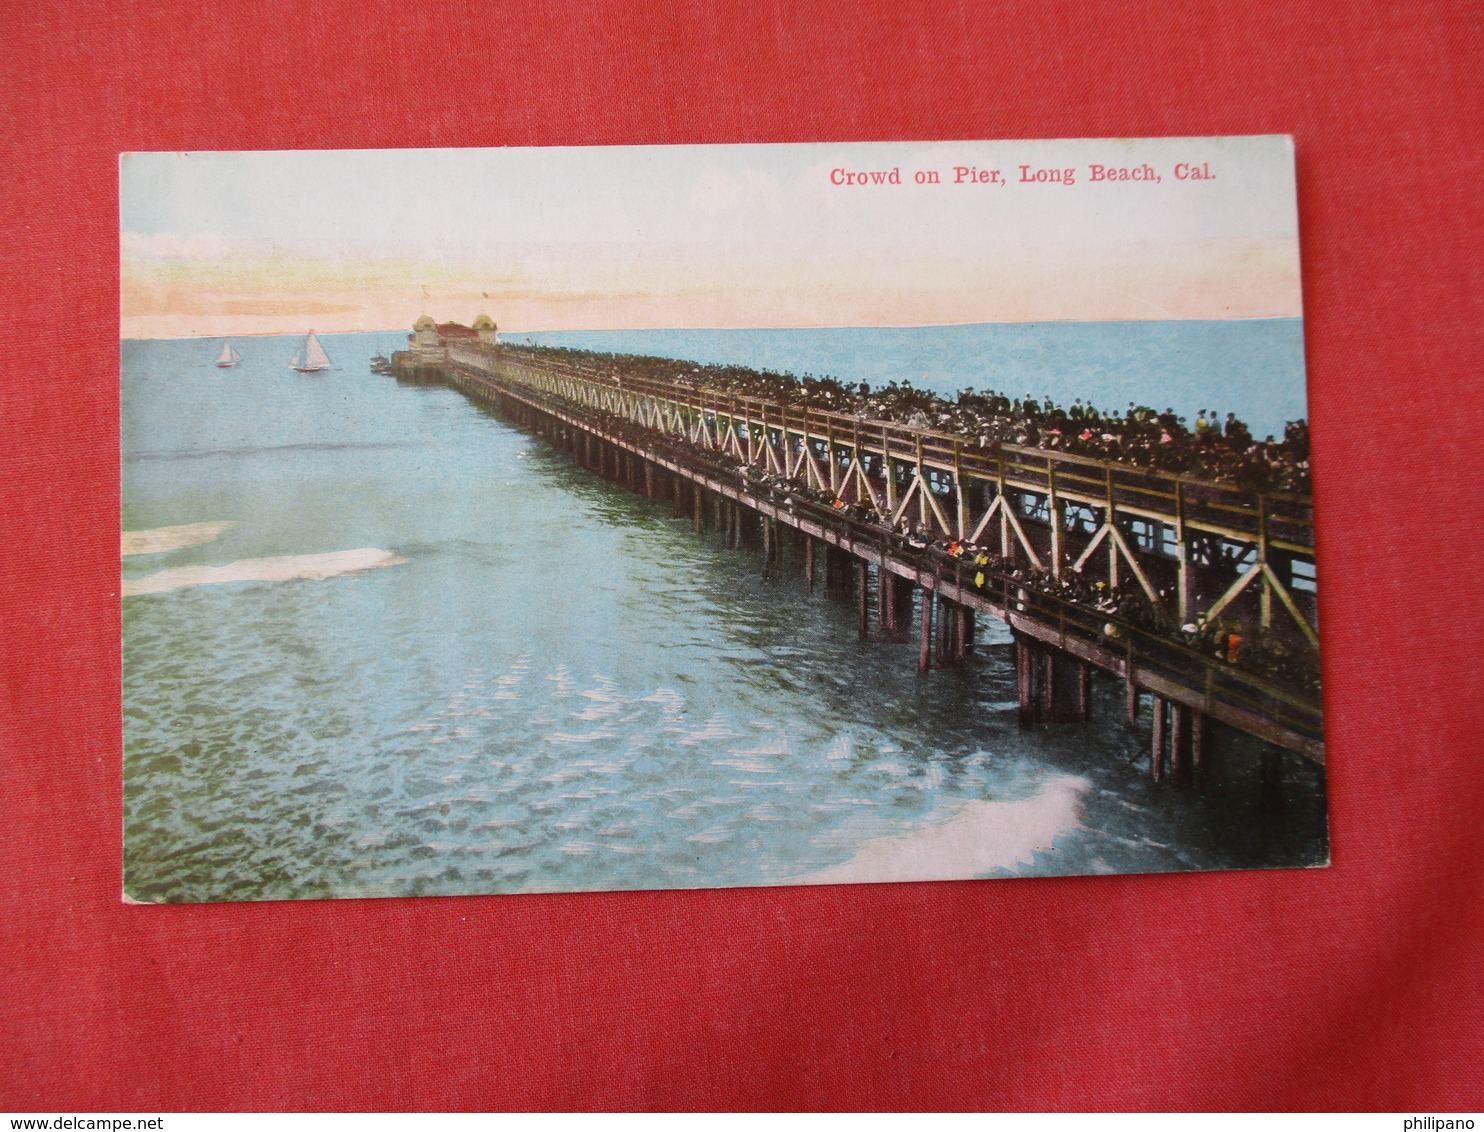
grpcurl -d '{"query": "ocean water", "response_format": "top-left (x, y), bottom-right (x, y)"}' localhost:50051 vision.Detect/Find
top-left (121, 328), bottom-right (1326, 904)
top-left (519, 319), bottom-right (1309, 441)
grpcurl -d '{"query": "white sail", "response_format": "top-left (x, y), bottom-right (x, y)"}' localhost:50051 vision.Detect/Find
top-left (304, 332), bottom-right (330, 369)
top-left (290, 331), bottom-right (331, 371)
top-left (216, 340), bottom-right (241, 366)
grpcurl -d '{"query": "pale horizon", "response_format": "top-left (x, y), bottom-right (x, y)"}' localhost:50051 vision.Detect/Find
top-left (124, 313), bottom-right (1306, 344)
top-left (121, 138), bottom-right (1303, 340)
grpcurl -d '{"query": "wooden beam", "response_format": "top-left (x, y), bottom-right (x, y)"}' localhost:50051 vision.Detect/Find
top-left (1261, 562), bottom-right (1321, 647)
top-left (959, 488), bottom-right (995, 547)
top-left (1109, 526), bottom-right (1160, 605)
top-left (1001, 498), bottom-right (1044, 571)
top-left (890, 477), bottom-right (922, 528)
top-left (1203, 564), bottom-right (1262, 623)
top-left (922, 474), bottom-right (954, 537)
top-left (1071, 523), bottom-right (1111, 573)
top-left (1048, 458), bottom-right (1063, 580)
top-left (954, 443), bottom-right (967, 539)
top-left (1175, 480), bottom-right (1191, 623)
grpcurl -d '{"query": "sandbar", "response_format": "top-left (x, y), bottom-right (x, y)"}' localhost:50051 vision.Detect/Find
top-left (122, 521), bottom-right (238, 556)
top-left (123, 548), bottom-right (408, 596)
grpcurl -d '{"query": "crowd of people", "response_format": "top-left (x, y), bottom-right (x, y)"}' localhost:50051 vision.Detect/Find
top-left (510, 344), bottom-right (1313, 494)
top-left (988, 557), bottom-right (1322, 697)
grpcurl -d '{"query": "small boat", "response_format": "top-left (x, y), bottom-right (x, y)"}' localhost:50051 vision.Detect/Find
top-left (369, 353), bottom-right (390, 374)
top-left (215, 341), bottom-right (242, 368)
top-left (290, 330), bottom-right (331, 373)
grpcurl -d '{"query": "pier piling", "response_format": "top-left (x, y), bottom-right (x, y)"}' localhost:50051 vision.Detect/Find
top-left (1015, 635), bottom-right (1034, 727)
top-left (919, 590), bottom-right (933, 672)
top-left (1192, 709), bottom-right (1210, 789)
top-left (1261, 748), bottom-right (1285, 808)
top-left (1151, 695), bottom-right (1167, 781)
top-left (1040, 649), bottom-right (1055, 721)
top-left (1171, 703), bottom-right (1190, 787)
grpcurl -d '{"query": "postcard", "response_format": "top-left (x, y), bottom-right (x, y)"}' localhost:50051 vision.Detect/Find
top-left (121, 137), bottom-right (1325, 903)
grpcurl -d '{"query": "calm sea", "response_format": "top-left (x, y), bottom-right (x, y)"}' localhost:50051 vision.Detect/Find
top-left (121, 325), bottom-right (1325, 904)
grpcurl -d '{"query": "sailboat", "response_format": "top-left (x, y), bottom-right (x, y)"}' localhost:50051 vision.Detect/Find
top-left (215, 340), bottom-right (242, 368)
top-left (289, 330), bottom-right (331, 373)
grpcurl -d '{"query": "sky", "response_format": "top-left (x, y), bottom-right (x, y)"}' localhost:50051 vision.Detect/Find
top-left (120, 137), bottom-right (1302, 339)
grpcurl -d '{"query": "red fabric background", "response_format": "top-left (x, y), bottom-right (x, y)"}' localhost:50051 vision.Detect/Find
top-left (2, 0), bottom-right (1480, 1112)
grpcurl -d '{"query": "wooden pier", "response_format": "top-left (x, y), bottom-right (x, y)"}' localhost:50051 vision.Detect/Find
top-left (392, 333), bottom-right (1324, 788)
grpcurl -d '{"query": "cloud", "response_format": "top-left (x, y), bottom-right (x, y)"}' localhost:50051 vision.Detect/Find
top-left (687, 166), bottom-right (786, 216)
top-left (121, 232), bottom-right (236, 261)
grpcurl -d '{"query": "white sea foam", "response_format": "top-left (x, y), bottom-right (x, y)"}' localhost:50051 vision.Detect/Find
top-left (121, 521), bottom-right (237, 557)
top-left (732, 737), bottom-right (791, 758)
top-left (715, 757), bottom-right (777, 773)
top-left (573, 705), bottom-right (619, 721)
top-left (548, 729), bottom-right (616, 744)
top-left (122, 548), bottom-right (407, 595)
top-left (679, 713), bottom-right (739, 746)
top-left (794, 776), bottom-right (1090, 885)
top-left (687, 825), bottom-right (735, 844)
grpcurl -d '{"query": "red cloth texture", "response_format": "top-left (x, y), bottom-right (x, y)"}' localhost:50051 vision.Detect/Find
top-left (1, 0), bottom-right (1481, 1112)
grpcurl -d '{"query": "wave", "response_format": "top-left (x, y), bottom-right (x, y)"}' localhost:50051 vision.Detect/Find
top-left (792, 775), bottom-right (1089, 885)
top-left (121, 521), bottom-right (237, 556)
top-left (123, 548), bottom-right (408, 595)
